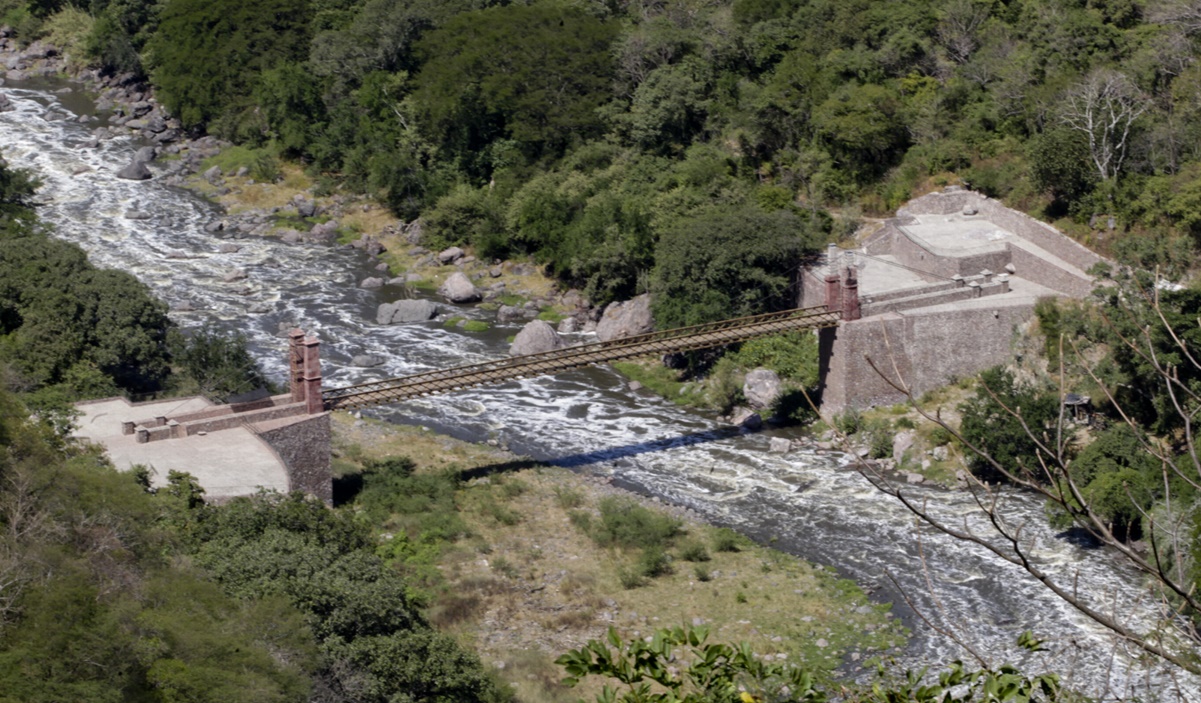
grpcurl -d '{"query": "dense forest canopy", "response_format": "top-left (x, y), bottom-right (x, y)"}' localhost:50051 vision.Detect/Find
top-left (12, 0), bottom-right (1201, 314)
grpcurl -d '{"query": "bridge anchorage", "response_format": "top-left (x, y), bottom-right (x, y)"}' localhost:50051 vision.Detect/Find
top-left (319, 304), bottom-right (844, 412)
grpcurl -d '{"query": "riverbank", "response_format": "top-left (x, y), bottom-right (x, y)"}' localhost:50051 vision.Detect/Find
top-left (330, 411), bottom-right (907, 702)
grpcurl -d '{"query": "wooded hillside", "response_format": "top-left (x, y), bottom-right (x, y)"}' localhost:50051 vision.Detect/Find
top-left (11, 0), bottom-right (1201, 318)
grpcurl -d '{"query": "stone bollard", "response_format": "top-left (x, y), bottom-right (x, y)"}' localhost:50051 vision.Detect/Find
top-left (136, 427), bottom-right (149, 444)
top-left (121, 420), bottom-right (136, 435)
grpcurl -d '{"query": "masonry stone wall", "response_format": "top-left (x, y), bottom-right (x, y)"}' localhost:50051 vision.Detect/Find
top-left (820, 304), bottom-right (1034, 414)
top-left (1006, 243), bottom-right (1094, 297)
top-left (253, 413), bottom-right (332, 505)
top-left (899, 189), bottom-right (1103, 273)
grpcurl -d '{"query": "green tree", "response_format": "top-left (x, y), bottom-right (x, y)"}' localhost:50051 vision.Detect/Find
top-left (811, 82), bottom-right (907, 180)
top-left (147, 0), bottom-right (312, 131)
top-left (1029, 127), bottom-right (1097, 214)
top-left (651, 206), bottom-right (823, 328)
top-left (957, 367), bottom-right (1059, 479)
top-left (169, 325), bottom-right (269, 402)
top-left (414, 2), bottom-right (618, 165)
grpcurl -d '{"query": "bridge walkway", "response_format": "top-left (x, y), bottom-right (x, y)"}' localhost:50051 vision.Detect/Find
top-left (322, 305), bottom-right (841, 411)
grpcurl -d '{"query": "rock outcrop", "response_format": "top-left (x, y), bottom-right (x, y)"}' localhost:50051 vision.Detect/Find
top-left (509, 320), bottom-right (564, 356)
top-left (596, 294), bottom-right (653, 342)
top-left (377, 299), bottom-right (439, 324)
top-left (116, 159), bottom-right (152, 180)
top-left (743, 368), bottom-right (783, 409)
top-left (438, 272), bottom-right (481, 303)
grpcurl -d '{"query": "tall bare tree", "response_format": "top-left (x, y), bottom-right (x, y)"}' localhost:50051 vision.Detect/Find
top-left (936, 0), bottom-right (990, 65)
top-left (1061, 70), bottom-right (1148, 182)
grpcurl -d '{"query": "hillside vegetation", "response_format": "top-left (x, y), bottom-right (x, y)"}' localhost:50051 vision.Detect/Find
top-left (12, 0), bottom-right (1201, 318)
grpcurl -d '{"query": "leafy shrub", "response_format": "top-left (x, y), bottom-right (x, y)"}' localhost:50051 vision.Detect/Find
top-left (711, 527), bottom-right (744, 553)
top-left (554, 486), bottom-right (585, 509)
top-left (929, 425), bottom-right (955, 447)
top-left (497, 477), bottom-right (528, 499)
top-left (42, 7), bottom-right (93, 69)
top-left (833, 408), bottom-right (863, 435)
top-left (568, 510), bottom-right (593, 533)
top-left (677, 540), bottom-right (711, 562)
top-left (693, 565), bottom-right (712, 582)
top-left (589, 497), bottom-right (682, 550)
top-left (482, 497), bottom-right (521, 526)
top-left (638, 546), bottom-right (673, 578)
top-left (618, 568), bottom-right (647, 589)
top-left (169, 324), bottom-right (270, 403)
top-left (731, 332), bottom-right (820, 385)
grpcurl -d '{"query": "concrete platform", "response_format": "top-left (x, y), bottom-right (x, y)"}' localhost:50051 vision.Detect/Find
top-left (900, 213), bottom-right (1014, 255)
top-left (73, 396), bottom-right (291, 500)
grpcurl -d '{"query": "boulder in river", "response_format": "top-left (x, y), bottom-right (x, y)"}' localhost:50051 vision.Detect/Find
top-left (116, 159), bottom-right (151, 180)
top-left (743, 368), bottom-right (782, 409)
top-left (727, 407), bottom-right (762, 430)
top-left (509, 320), bottom-right (564, 356)
top-left (359, 277), bottom-right (384, 289)
top-left (352, 354), bottom-right (386, 368)
top-left (377, 299), bottom-right (438, 325)
top-left (497, 305), bottom-right (533, 323)
top-left (596, 293), bottom-right (653, 342)
top-left (438, 272), bottom-right (480, 303)
top-left (133, 146), bottom-right (157, 163)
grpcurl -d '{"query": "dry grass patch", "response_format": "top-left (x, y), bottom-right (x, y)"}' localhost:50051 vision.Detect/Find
top-left (331, 412), bottom-right (905, 703)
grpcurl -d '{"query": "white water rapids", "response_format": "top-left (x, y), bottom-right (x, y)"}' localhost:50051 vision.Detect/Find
top-left (2, 79), bottom-right (1197, 701)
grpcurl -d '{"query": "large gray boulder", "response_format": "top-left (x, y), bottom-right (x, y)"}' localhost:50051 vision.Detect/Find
top-left (377, 299), bottom-right (439, 324)
top-left (437, 246), bottom-right (465, 264)
top-left (116, 159), bottom-right (152, 180)
top-left (133, 146), bottom-right (157, 163)
top-left (743, 368), bottom-right (783, 409)
top-left (509, 320), bottom-right (564, 356)
top-left (596, 294), bottom-right (654, 342)
top-left (438, 272), bottom-right (481, 303)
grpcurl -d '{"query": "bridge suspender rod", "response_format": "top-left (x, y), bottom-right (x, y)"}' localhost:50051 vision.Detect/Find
top-left (323, 305), bottom-right (841, 410)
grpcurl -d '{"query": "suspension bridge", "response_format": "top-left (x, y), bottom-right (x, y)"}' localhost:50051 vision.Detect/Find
top-left (320, 305), bottom-right (843, 411)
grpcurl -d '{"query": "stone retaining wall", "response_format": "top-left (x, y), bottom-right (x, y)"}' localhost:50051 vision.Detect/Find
top-left (252, 414), bottom-right (332, 505)
top-left (820, 303), bottom-right (1034, 414)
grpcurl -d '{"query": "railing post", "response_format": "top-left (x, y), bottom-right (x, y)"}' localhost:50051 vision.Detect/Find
top-left (303, 335), bottom-right (324, 414)
top-left (289, 328), bottom-right (306, 403)
top-left (843, 266), bottom-right (860, 321)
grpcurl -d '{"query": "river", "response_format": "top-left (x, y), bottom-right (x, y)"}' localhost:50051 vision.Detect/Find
top-left (1, 78), bottom-right (1196, 701)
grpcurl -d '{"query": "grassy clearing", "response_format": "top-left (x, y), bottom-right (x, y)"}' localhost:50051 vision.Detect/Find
top-left (330, 412), bottom-right (906, 703)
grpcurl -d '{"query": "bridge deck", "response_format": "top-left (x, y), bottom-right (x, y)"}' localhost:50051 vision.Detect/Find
top-left (322, 306), bottom-right (841, 411)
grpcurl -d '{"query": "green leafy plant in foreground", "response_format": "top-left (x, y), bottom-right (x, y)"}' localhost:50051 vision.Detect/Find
top-left (557, 626), bottom-right (1062, 703)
